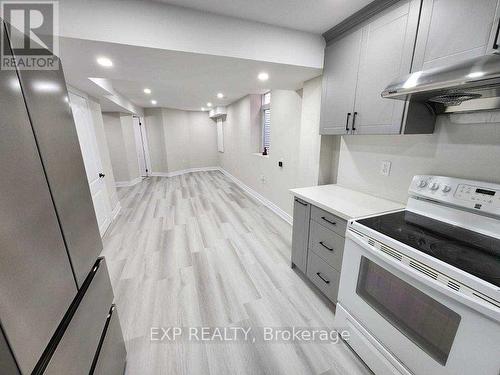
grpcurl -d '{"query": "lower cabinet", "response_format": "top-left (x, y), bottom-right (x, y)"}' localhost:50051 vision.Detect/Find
top-left (291, 201), bottom-right (347, 303)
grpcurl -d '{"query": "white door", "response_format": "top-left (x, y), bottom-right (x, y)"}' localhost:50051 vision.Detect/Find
top-left (69, 92), bottom-right (112, 236)
top-left (132, 116), bottom-right (150, 177)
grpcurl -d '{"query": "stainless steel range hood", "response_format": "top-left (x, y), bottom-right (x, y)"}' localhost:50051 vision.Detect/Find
top-left (382, 54), bottom-right (500, 113)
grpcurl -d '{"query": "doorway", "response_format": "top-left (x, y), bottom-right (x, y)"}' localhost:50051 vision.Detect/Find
top-left (69, 91), bottom-right (112, 236)
top-left (133, 116), bottom-right (151, 177)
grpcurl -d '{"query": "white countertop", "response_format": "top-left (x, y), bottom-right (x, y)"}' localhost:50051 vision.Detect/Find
top-left (290, 184), bottom-right (405, 221)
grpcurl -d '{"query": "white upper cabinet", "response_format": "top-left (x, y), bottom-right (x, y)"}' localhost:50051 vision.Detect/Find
top-left (353, 0), bottom-right (421, 134)
top-left (320, 0), bottom-right (421, 135)
top-left (413, 0), bottom-right (500, 71)
top-left (320, 28), bottom-right (362, 135)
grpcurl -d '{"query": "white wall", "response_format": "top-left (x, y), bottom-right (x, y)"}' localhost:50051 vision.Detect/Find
top-left (88, 98), bottom-right (119, 210)
top-left (217, 79), bottom-right (328, 217)
top-left (121, 114), bottom-right (141, 180)
top-left (336, 112), bottom-right (500, 203)
top-left (296, 76), bottom-right (323, 188)
top-left (59, 0), bottom-right (324, 69)
top-left (144, 108), bottom-right (218, 175)
top-left (220, 90), bottom-right (304, 217)
top-left (102, 113), bottom-right (141, 184)
top-left (188, 111), bottom-right (220, 168)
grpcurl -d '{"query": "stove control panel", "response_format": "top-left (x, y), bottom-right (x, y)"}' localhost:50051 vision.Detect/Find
top-left (409, 175), bottom-right (500, 216)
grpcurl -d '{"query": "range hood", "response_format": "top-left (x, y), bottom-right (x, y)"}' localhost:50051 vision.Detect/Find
top-left (382, 54), bottom-right (500, 113)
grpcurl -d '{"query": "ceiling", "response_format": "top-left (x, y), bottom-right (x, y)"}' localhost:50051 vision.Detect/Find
top-left (149, 0), bottom-right (374, 33)
top-left (59, 37), bottom-right (322, 112)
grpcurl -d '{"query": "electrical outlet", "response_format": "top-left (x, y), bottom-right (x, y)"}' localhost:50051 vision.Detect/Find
top-left (380, 160), bottom-right (392, 176)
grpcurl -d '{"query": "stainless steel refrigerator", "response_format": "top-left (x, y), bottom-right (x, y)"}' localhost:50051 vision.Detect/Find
top-left (0, 20), bottom-right (126, 374)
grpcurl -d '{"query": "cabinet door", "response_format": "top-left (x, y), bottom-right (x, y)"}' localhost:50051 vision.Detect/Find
top-left (353, 0), bottom-right (421, 135)
top-left (291, 198), bottom-right (311, 273)
top-left (320, 28), bottom-right (362, 135)
top-left (413, 0), bottom-right (500, 71)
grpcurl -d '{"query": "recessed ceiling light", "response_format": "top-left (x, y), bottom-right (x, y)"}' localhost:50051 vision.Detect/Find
top-left (207, 102), bottom-right (213, 107)
top-left (151, 100), bottom-right (157, 105)
top-left (258, 72), bottom-right (269, 81)
top-left (144, 88), bottom-right (151, 94)
top-left (201, 107), bottom-right (206, 111)
top-left (97, 57), bottom-right (113, 67)
top-left (467, 71), bottom-right (485, 78)
top-left (217, 93), bottom-right (224, 99)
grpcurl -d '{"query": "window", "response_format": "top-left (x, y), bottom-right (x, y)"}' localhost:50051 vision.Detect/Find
top-left (261, 92), bottom-right (271, 153)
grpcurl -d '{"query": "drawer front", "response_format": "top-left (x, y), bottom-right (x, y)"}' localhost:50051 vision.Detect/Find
top-left (311, 206), bottom-right (347, 237)
top-left (306, 251), bottom-right (341, 303)
top-left (309, 221), bottom-right (345, 271)
top-left (92, 305), bottom-right (127, 375)
top-left (44, 259), bottom-right (114, 375)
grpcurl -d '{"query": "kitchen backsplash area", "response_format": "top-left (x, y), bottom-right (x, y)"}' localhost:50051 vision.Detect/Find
top-left (334, 111), bottom-right (500, 203)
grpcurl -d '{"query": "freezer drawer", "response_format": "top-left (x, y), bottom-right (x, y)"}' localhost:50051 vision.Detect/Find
top-left (91, 305), bottom-right (127, 375)
top-left (42, 258), bottom-right (114, 375)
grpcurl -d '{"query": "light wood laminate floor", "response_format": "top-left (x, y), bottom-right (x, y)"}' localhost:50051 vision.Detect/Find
top-left (101, 171), bottom-right (371, 375)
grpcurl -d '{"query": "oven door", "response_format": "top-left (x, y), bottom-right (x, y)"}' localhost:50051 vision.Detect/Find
top-left (335, 229), bottom-right (500, 375)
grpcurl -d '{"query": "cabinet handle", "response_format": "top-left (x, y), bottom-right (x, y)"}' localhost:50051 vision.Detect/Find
top-left (352, 111), bottom-right (358, 132)
top-left (493, 18), bottom-right (500, 50)
top-left (295, 198), bottom-right (307, 206)
top-left (321, 216), bottom-right (336, 226)
top-left (319, 241), bottom-right (334, 252)
top-left (345, 112), bottom-right (351, 132)
top-left (316, 272), bottom-right (330, 284)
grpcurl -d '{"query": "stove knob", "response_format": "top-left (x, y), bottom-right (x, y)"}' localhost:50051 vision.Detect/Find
top-left (418, 180), bottom-right (427, 188)
top-left (442, 185), bottom-right (452, 193)
top-left (430, 182), bottom-right (440, 191)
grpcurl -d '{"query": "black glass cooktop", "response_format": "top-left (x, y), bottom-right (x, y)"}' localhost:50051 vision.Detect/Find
top-left (357, 211), bottom-right (500, 287)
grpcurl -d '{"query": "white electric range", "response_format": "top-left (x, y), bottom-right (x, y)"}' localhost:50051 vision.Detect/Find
top-left (334, 175), bottom-right (500, 375)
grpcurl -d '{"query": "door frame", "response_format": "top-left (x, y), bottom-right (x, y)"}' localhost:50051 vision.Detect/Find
top-left (132, 115), bottom-right (151, 177)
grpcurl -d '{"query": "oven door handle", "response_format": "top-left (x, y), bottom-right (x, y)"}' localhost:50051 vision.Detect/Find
top-left (347, 229), bottom-right (500, 321)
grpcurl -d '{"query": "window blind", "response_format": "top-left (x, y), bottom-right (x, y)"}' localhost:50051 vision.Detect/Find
top-left (263, 109), bottom-right (271, 151)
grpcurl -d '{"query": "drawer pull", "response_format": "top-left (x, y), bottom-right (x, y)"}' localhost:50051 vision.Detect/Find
top-left (295, 198), bottom-right (308, 206)
top-left (321, 216), bottom-right (336, 226)
top-left (319, 241), bottom-right (334, 252)
top-left (316, 272), bottom-right (330, 284)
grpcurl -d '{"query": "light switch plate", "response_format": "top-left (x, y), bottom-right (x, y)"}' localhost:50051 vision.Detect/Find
top-left (380, 161), bottom-right (392, 176)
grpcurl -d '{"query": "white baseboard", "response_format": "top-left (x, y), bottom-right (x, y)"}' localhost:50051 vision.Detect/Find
top-left (115, 177), bottom-right (143, 187)
top-left (218, 169), bottom-right (293, 225)
top-left (111, 202), bottom-right (122, 221)
top-left (151, 167), bottom-right (220, 178)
